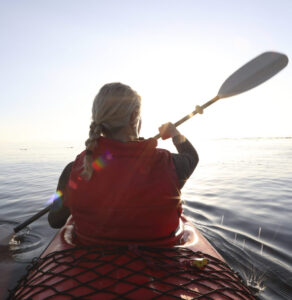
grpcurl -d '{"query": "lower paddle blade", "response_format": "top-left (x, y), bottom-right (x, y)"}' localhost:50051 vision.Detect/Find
top-left (218, 52), bottom-right (288, 99)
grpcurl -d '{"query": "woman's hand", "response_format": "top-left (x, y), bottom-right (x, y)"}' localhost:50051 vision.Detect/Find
top-left (159, 122), bottom-right (181, 140)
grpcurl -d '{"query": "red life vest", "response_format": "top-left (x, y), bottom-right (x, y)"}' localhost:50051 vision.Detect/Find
top-left (65, 137), bottom-right (181, 246)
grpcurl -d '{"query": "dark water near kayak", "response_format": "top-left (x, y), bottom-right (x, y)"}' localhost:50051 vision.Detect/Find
top-left (0, 138), bottom-right (291, 299)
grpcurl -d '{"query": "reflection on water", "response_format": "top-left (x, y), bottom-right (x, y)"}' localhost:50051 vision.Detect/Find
top-left (0, 138), bottom-right (292, 299)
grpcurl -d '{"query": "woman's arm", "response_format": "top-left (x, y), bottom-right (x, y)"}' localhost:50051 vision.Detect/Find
top-left (48, 162), bottom-right (73, 228)
top-left (159, 123), bottom-right (199, 189)
top-left (171, 135), bottom-right (199, 188)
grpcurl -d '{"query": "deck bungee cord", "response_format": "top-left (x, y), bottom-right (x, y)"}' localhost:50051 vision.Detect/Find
top-left (9, 245), bottom-right (257, 299)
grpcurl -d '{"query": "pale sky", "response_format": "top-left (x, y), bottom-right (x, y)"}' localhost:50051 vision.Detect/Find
top-left (0, 0), bottom-right (291, 146)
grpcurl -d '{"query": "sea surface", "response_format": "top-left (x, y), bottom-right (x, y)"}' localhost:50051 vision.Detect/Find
top-left (0, 138), bottom-right (291, 299)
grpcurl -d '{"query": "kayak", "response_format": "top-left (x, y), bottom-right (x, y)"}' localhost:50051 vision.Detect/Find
top-left (9, 216), bottom-right (256, 299)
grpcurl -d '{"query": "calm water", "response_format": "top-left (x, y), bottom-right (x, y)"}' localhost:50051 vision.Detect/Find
top-left (0, 138), bottom-right (291, 299)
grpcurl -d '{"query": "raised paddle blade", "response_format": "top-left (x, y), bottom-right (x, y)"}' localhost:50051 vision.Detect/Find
top-left (217, 52), bottom-right (289, 99)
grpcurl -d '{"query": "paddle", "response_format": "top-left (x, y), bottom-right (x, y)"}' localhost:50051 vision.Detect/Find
top-left (13, 205), bottom-right (52, 233)
top-left (153, 51), bottom-right (288, 139)
top-left (13, 51), bottom-right (288, 234)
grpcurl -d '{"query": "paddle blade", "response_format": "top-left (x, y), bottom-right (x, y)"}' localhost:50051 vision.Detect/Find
top-left (218, 52), bottom-right (288, 99)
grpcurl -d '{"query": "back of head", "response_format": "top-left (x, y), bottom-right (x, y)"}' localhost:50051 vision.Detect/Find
top-left (83, 82), bottom-right (141, 180)
top-left (92, 83), bottom-right (141, 132)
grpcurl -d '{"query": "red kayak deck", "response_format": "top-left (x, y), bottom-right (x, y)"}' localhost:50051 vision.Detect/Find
top-left (10, 216), bottom-right (256, 299)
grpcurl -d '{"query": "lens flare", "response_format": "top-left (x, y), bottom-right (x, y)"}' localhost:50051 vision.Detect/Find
top-left (105, 151), bottom-right (113, 160)
top-left (92, 151), bottom-right (113, 171)
top-left (47, 190), bottom-right (63, 205)
top-left (69, 179), bottom-right (77, 190)
top-left (92, 156), bottom-right (106, 171)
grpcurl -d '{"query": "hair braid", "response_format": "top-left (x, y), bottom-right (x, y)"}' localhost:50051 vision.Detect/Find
top-left (82, 121), bottom-right (102, 180)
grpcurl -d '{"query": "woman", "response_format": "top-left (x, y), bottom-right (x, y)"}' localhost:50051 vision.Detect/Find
top-left (48, 82), bottom-right (199, 246)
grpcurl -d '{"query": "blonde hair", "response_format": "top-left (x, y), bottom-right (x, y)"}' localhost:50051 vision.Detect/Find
top-left (82, 82), bottom-right (141, 180)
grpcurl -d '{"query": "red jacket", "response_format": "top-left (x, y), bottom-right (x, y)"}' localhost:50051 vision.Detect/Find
top-left (65, 137), bottom-right (181, 245)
